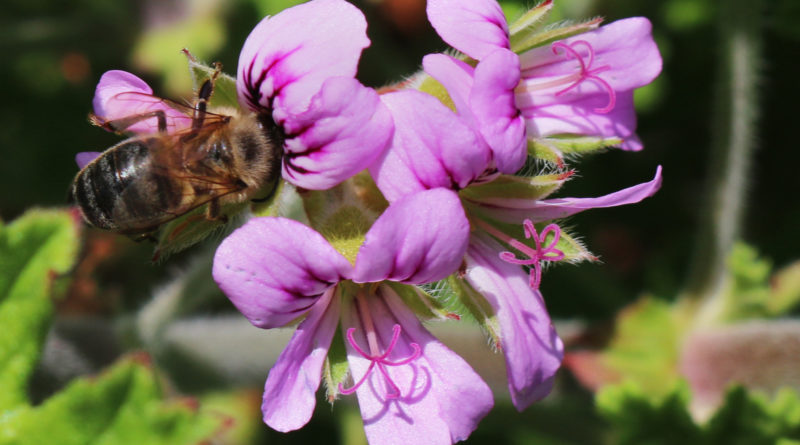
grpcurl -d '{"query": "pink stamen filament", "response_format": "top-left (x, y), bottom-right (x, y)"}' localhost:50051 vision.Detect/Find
top-left (475, 218), bottom-right (565, 290)
top-left (515, 40), bottom-right (616, 114)
top-left (339, 323), bottom-right (421, 399)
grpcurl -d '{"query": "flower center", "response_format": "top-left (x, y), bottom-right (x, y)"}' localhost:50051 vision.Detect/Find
top-left (339, 324), bottom-right (421, 399)
top-left (472, 218), bottom-right (566, 290)
top-left (517, 40), bottom-right (616, 114)
top-left (499, 220), bottom-right (565, 290)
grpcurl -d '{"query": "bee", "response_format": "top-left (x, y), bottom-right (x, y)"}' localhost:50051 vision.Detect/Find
top-left (69, 64), bottom-right (282, 240)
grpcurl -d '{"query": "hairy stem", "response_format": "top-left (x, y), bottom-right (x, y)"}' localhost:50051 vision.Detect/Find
top-left (684, 1), bottom-right (763, 305)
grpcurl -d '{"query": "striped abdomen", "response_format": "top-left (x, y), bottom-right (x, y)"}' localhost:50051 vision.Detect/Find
top-left (70, 138), bottom-right (185, 234)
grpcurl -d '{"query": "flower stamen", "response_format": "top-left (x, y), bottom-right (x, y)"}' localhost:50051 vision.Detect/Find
top-left (339, 324), bottom-right (421, 399)
top-left (550, 40), bottom-right (616, 113)
top-left (499, 220), bottom-right (565, 290)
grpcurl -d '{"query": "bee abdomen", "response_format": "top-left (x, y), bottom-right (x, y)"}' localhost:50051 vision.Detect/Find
top-left (72, 140), bottom-right (163, 232)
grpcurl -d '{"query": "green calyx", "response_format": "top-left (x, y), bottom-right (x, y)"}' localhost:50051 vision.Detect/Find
top-left (302, 173), bottom-right (386, 265)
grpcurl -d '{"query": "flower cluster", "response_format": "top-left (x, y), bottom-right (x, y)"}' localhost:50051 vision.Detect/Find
top-left (80, 0), bottom-right (662, 443)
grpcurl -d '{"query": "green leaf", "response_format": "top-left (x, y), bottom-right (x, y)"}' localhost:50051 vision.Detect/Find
top-left (600, 297), bottom-right (682, 397)
top-left (131, 5), bottom-right (227, 96)
top-left (769, 259), bottom-right (800, 315)
top-left (0, 355), bottom-right (226, 445)
top-left (706, 387), bottom-right (800, 445)
top-left (0, 209), bottom-right (79, 411)
top-left (598, 382), bottom-right (800, 445)
top-left (596, 381), bottom-right (701, 445)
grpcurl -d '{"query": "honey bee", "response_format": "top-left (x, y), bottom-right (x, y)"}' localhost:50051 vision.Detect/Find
top-left (69, 65), bottom-right (282, 239)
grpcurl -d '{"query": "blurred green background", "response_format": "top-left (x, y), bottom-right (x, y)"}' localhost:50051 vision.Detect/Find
top-left (2, 0), bottom-right (800, 443)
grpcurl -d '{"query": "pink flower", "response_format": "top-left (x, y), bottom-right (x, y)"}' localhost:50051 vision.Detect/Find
top-left (426, 0), bottom-right (662, 153)
top-left (371, 87), bottom-right (662, 410)
top-left (83, 0), bottom-right (393, 190)
top-left (212, 188), bottom-right (493, 444)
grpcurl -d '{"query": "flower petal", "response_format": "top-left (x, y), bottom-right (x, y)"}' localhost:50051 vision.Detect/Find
top-left (471, 48), bottom-right (526, 173)
top-left (92, 70), bottom-right (192, 134)
top-left (516, 18), bottom-right (661, 150)
top-left (518, 17), bottom-right (661, 96)
top-left (485, 166), bottom-right (663, 223)
top-left (237, 0), bottom-right (369, 115)
top-left (75, 152), bottom-right (102, 169)
top-left (422, 53), bottom-right (475, 118)
top-left (212, 217), bottom-right (352, 329)
top-left (353, 188), bottom-right (469, 285)
top-left (342, 284), bottom-right (493, 444)
top-left (370, 90), bottom-right (491, 202)
top-left (465, 232), bottom-right (564, 410)
top-left (262, 287), bottom-right (340, 431)
top-left (520, 91), bottom-right (641, 150)
top-left (280, 77), bottom-right (393, 190)
top-left (427, 0), bottom-right (509, 60)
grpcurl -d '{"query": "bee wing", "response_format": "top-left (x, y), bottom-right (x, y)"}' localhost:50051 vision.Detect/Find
top-left (93, 91), bottom-right (231, 134)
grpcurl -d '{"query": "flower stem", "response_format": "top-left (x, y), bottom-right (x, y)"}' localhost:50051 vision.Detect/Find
top-left (683, 0), bottom-right (763, 306)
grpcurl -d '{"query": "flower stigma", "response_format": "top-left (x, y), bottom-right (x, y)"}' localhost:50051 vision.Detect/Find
top-left (339, 289), bottom-right (421, 399)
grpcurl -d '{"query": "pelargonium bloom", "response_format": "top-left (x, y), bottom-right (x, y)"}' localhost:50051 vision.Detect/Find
top-left (425, 0), bottom-right (662, 156)
top-left (212, 188), bottom-right (493, 444)
top-left (81, 0), bottom-right (392, 191)
top-left (372, 89), bottom-right (661, 411)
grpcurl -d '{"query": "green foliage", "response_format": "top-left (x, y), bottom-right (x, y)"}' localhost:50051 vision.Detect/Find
top-left (600, 297), bottom-right (682, 397)
top-left (0, 210), bottom-right (226, 444)
top-left (131, 4), bottom-right (228, 96)
top-left (598, 382), bottom-right (800, 445)
top-left (0, 356), bottom-right (224, 445)
top-left (0, 209), bottom-right (79, 411)
top-left (597, 381), bottom-right (701, 445)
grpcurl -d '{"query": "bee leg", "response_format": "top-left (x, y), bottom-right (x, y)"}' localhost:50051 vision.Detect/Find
top-left (90, 110), bottom-right (168, 134)
top-left (204, 199), bottom-right (228, 224)
top-left (192, 62), bottom-right (223, 130)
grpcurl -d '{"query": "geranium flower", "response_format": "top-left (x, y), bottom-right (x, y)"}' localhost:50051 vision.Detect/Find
top-left (80, 0), bottom-right (393, 190)
top-left (425, 0), bottom-right (662, 155)
top-left (212, 188), bottom-right (493, 444)
top-left (371, 86), bottom-right (662, 409)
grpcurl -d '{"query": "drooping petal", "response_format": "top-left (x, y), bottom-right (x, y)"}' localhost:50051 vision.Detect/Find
top-left (465, 232), bottom-right (564, 411)
top-left (92, 70), bottom-right (192, 134)
top-left (370, 90), bottom-right (491, 202)
top-left (237, 0), bottom-right (369, 115)
top-left (427, 0), bottom-right (510, 60)
top-left (280, 77), bottom-right (393, 190)
top-left (484, 166), bottom-right (663, 223)
top-left (342, 284), bottom-right (493, 444)
top-left (262, 287), bottom-right (340, 432)
top-left (353, 188), bottom-right (469, 285)
top-left (471, 48), bottom-right (526, 173)
top-left (75, 152), bottom-right (102, 169)
top-left (212, 217), bottom-right (352, 329)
